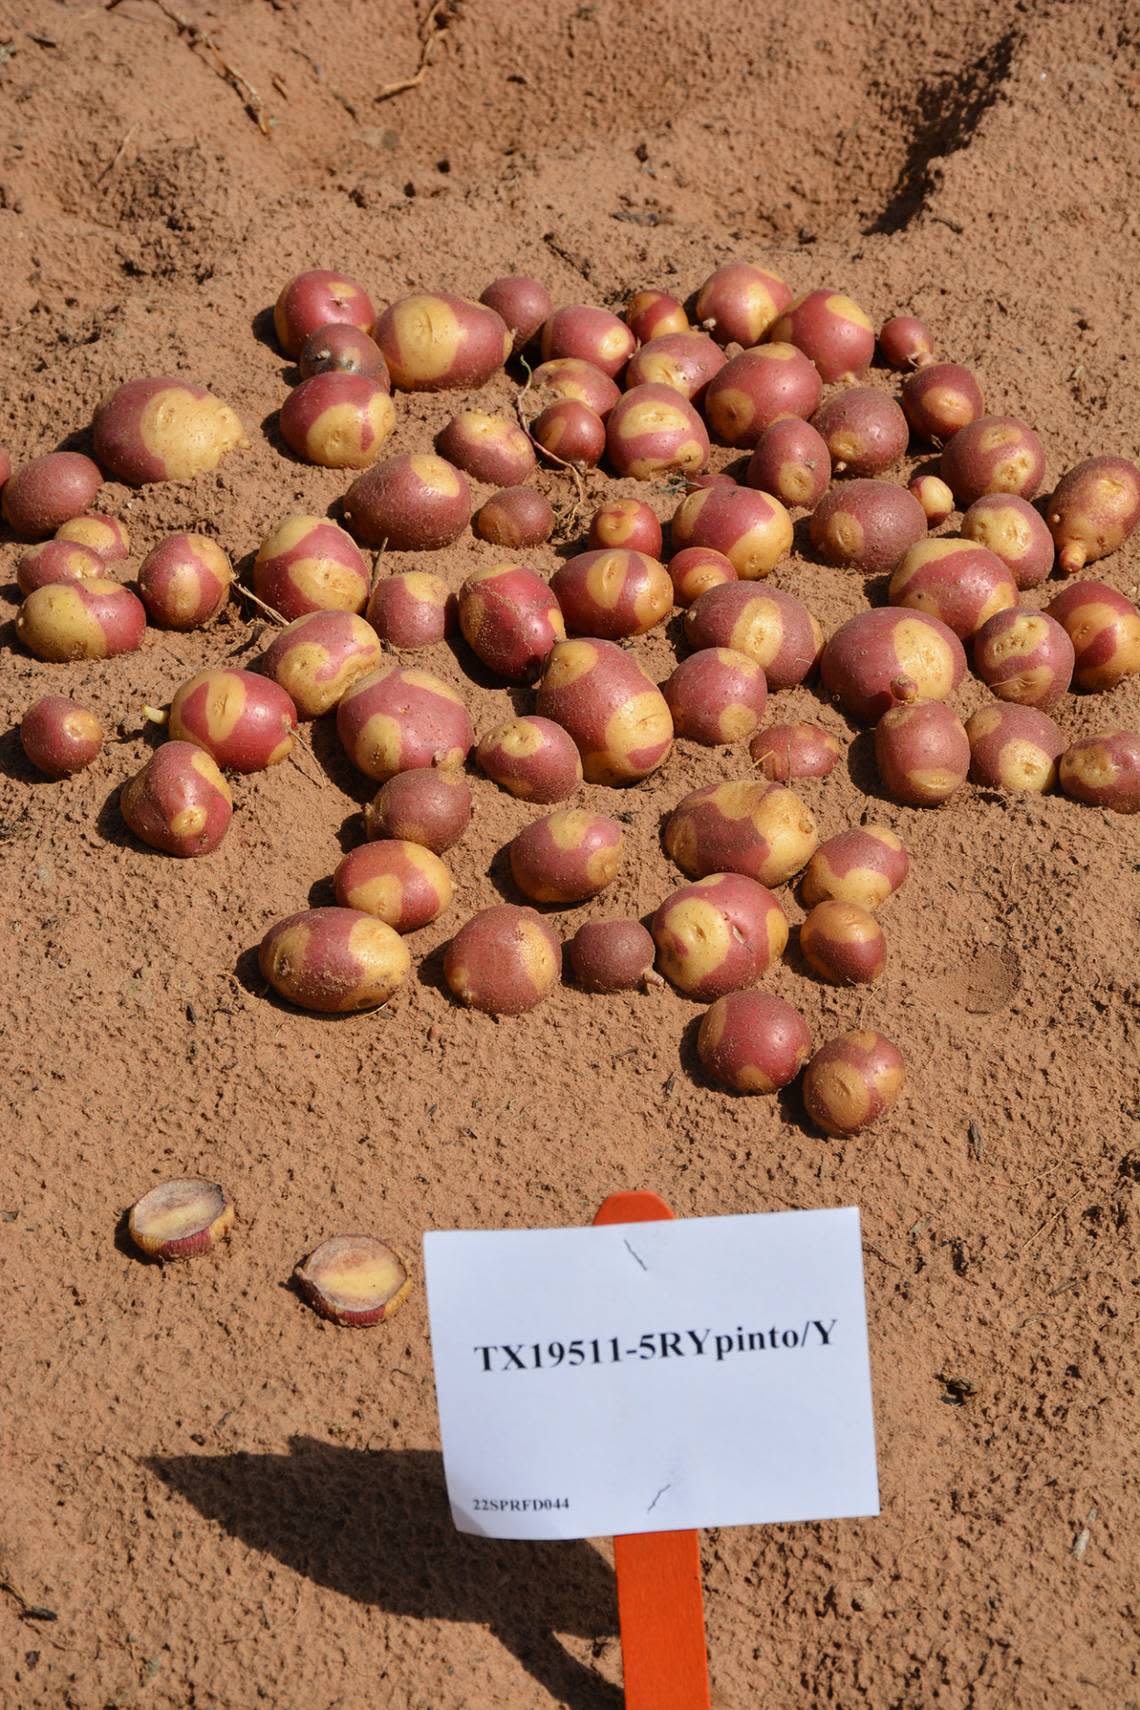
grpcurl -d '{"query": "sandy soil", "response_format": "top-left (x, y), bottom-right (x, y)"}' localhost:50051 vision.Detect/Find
top-left (1, 1), bottom-right (1137, 1706)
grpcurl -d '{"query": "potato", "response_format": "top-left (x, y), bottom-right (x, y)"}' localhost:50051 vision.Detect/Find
top-left (965, 702), bottom-right (1063, 792)
top-left (363, 768), bottom-right (471, 851)
top-left (693, 261), bottom-right (791, 346)
top-left (749, 721), bottom-right (841, 780)
top-left (888, 537), bottom-right (1019, 638)
top-left (260, 610), bottom-right (384, 718)
top-left (670, 485), bottom-right (793, 579)
top-left (652, 872), bottom-right (788, 1000)
top-left (878, 315), bottom-right (935, 371)
top-left (473, 486), bottom-right (555, 548)
top-left (278, 372), bottom-right (395, 468)
top-left (137, 533), bottom-right (233, 630)
top-left (1046, 579), bottom-right (1140, 691)
top-left (254, 515), bottom-right (370, 620)
top-left (801, 825), bottom-right (908, 911)
top-left (874, 699), bottom-right (969, 805)
top-left (120, 741), bottom-right (232, 857)
top-left (17, 539), bottom-right (106, 596)
top-left (436, 410), bottom-right (536, 486)
top-left (683, 582), bottom-right (821, 688)
top-left (367, 571), bottom-right (454, 649)
top-left (540, 305), bottom-right (635, 377)
top-left (1059, 729), bottom-right (1140, 813)
top-left (908, 474), bottom-right (955, 526)
top-left (745, 419), bottom-right (831, 510)
top-left (961, 494), bottom-right (1054, 590)
top-left (2, 451), bottom-right (103, 538)
top-left (169, 668), bottom-right (298, 772)
top-left (337, 663), bottom-right (473, 781)
top-left (479, 275), bottom-right (553, 350)
top-left (811, 387), bottom-right (908, 476)
top-left (623, 331), bottom-right (725, 404)
top-left (940, 415), bottom-right (1046, 507)
top-left (0, 444), bottom-right (9, 490)
top-left (17, 578), bottom-right (146, 662)
top-left (459, 563), bottom-right (566, 679)
top-left (800, 900), bottom-right (886, 985)
top-left (768, 289), bottom-right (875, 382)
top-left (274, 268), bottom-right (376, 356)
top-left (972, 608), bottom-right (1074, 708)
top-left (20, 694), bottom-right (104, 777)
top-left (294, 1235), bottom-right (411, 1326)
top-left (92, 377), bottom-right (246, 483)
top-left (567, 918), bottom-right (655, 992)
top-left (477, 714), bottom-right (583, 802)
top-left (664, 778), bottom-right (818, 885)
top-left (54, 512), bottom-right (130, 562)
top-left (900, 362), bottom-right (983, 443)
top-left (551, 547), bottom-right (672, 639)
top-left (535, 637), bottom-right (673, 784)
top-left (334, 838), bottom-right (453, 931)
top-left (809, 479), bottom-right (927, 572)
top-left (697, 990), bottom-right (811, 1092)
top-left (531, 399), bottom-right (606, 467)
top-left (1046, 455), bottom-right (1140, 575)
top-left (343, 452), bottom-right (471, 550)
top-left (704, 345), bottom-right (822, 448)
top-left (128, 1179), bottom-right (233, 1262)
top-left (509, 808), bottom-right (624, 903)
top-left (605, 383), bottom-right (709, 481)
top-left (259, 906), bottom-right (410, 1012)
top-left (530, 358), bottom-right (620, 417)
top-left (444, 905), bottom-right (561, 1013)
top-left (664, 648), bottom-right (768, 745)
top-left (625, 288), bottom-right (688, 343)
top-left (803, 1030), bottom-right (905, 1135)
top-left (820, 607), bottom-right (966, 722)
top-left (374, 291), bottom-right (511, 391)
top-left (588, 498), bottom-right (663, 556)
top-left (298, 323), bottom-right (388, 381)
top-left (668, 546), bottom-right (738, 606)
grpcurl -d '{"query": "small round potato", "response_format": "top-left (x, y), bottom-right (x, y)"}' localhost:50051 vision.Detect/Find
top-left (820, 607), bottom-right (966, 722)
top-left (965, 703), bottom-right (1063, 792)
top-left (444, 905), bottom-right (561, 1014)
top-left (334, 839), bottom-right (453, 931)
top-left (337, 664), bottom-right (473, 781)
top-left (800, 900), bottom-right (886, 985)
top-left (888, 537), bottom-right (1019, 639)
top-left (459, 563), bottom-right (566, 679)
top-left (536, 638), bottom-right (673, 784)
top-left (961, 494), bottom-right (1054, 589)
top-left (509, 808), bottom-right (624, 903)
top-left (93, 377), bottom-right (246, 484)
top-left (169, 668), bottom-right (298, 772)
top-left (279, 372), bottom-right (395, 468)
top-left (20, 695), bottom-right (104, 777)
top-left (363, 768), bottom-right (471, 851)
top-left (567, 918), bottom-right (655, 992)
top-left (259, 907), bottom-right (410, 1012)
top-left (900, 362), bottom-right (983, 443)
top-left (367, 571), bottom-right (454, 649)
top-left (138, 533), bottom-right (233, 630)
top-left (749, 721), bottom-right (841, 781)
top-left (972, 608), bottom-right (1074, 708)
top-left (540, 305), bottom-right (635, 378)
top-left (128, 1179), bottom-right (234, 1262)
top-left (436, 410), bottom-right (536, 486)
top-left (908, 474), bottom-right (955, 526)
top-left (479, 275), bottom-right (553, 350)
top-left (683, 582), bottom-right (821, 688)
top-left (298, 323), bottom-right (388, 381)
top-left (588, 498), bottom-right (663, 556)
top-left (530, 358), bottom-right (621, 417)
top-left (477, 714), bottom-right (583, 802)
top-left (1059, 729), bottom-right (1140, 813)
top-left (697, 990), bottom-right (811, 1093)
top-left (1045, 580), bottom-right (1140, 691)
top-left (768, 290), bottom-right (875, 382)
top-left (801, 825), bottom-right (908, 911)
top-left (745, 419), bottom-right (831, 510)
top-left (670, 485), bottom-right (793, 579)
top-left (809, 479), bottom-right (927, 573)
top-left (3, 451), bottom-right (103, 538)
top-left (55, 512), bottom-right (130, 562)
top-left (693, 261), bottom-right (791, 347)
top-left (664, 648), bottom-right (768, 745)
top-left (874, 699), bottom-right (970, 805)
top-left (120, 741), bottom-right (233, 857)
top-left (531, 399), bottom-right (606, 467)
top-left (704, 345), bottom-right (822, 448)
top-left (940, 415), bottom-right (1046, 507)
top-left (668, 546), bottom-right (738, 606)
top-left (294, 1235), bottom-right (411, 1326)
top-left (17, 539), bottom-right (106, 595)
top-left (606, 383), bottom-right (710, 480)
top-left (625, 288), bottom-right (688, 343)
top-left (878, 315), bottom-right (935, 371)
top-left (652, 872), bottom-right (788, 1000)
top-left (274, 269), bottom-right (376, 356)
top-left (374, 292), bottom-right (511, 391)
top-left (473, 486), bottom-right (555, 548)
top-left (260, 610), bottom-right (384, 718)
top-left (343, 452), bottom-right (471, 550)
top-left (551, 548), bottom-right (672, 639)
top-left (1046, 455), bottom-right (1140, 575)
top-left (254, 515), bottom-right (370, 620)
top-left (811, 387), bottom-right (908, 477)
top-left (664, 778), bottom-right (818, 886)
top-left (17, 578), bottom-right (146, 662)
top-left (623, 331), bottom-right (725, 405)
top-left (803, 1030), bottom-right (905, 1135)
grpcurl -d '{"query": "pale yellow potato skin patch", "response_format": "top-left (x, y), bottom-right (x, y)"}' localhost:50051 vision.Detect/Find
top-left (892, 617), bottom-right (958, 699)
top-left (968, 705), bottom-right (1004, 742)
top-left (400, 572), bottom-right (449, 608)
top-left (658, 897), bottom-right (732, 990)
top-left (139, 387), bottom-right (245, 480)
top-left (497, 719), bottom-right (545, 759)
top-left (542, 638), bottom-right (599, 691)
top-left (812, 1060), bottom-right (872, 1129)
top-left (996, 739), bottom-right (1056, 791)
top-left (821, 510), bottom-right (865, 560)
top-left (260, 514), bottom-right (325, 556)
top-left (401, 667), bottom-right (465, 706)
top-left (596, 691), bottom-right (672, 781)
top-left (389, 298), bottom-right (463, 386)
top-left (346, 916), bottom-right (411, 1000)
top-left (516, 919), bottom-right (559, 992)
top-left (18, 584), bottom-right (110, 660)
top-left (408, 452), bottom-right (463, 496)
top-left (825, 294), bottom-right (874, 332)
top-left (289, 557), bottom-right (367, 611)
top-left (356, 711), bottom-right (405, 778)
top-left (304, 395), bottom-right (395, 469)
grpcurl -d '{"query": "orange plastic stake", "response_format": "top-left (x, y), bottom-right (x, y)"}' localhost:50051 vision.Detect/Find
top-left (593, 1191), bottom-right (712, 1710)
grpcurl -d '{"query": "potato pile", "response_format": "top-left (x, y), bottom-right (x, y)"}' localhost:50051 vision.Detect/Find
top-left (6, 252), bottom-right (1140, 1164)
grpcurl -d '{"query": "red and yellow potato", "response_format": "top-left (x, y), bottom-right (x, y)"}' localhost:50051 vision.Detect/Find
top-left (667, 546), bottom-right (738, 607)
top-left (536, 638), bottom-right (673, 784)
top-left (531, 399), bottom-right (606, 467)
top-left (17, 539), bottom-right (105, 596)
top-left (363, 768), bottom-right (471, 851)
top-left (367, 571), bottom-right (454, 649)
top-left (120, 741), bottom-right (232, 856)
top-left (1046, 455), bottom-right (1140, 574)
top-left (1059, 729), bottom-right (1140, 813)
top-left (965, 703), bottom-right (1063, 792)
top-left (259, 906), bottom-right (410, 1011)
top-left (540, 305), bottom-right (635, 377)
top-left (254, 515), bottom-right (370, 620)
top-left (279, 372), bottom-right (395, 468)
top-left (683, 582), bottom-right (821, 688)
top-left (343, 452), bottom-right (471, 550)
top-left (274, 268), bottom-right (376, 356)
top-left (295, 1235), bottom-right (412, 1326)
top-left (664, 648), bottom-right (768, 745)
top-left (972, 608), bottom-right (1074, 708)
top-left (138, 533), bottom-right (233, 630)
top-left (801, 825), bottom-right (908, 911)
top-left (625, 288), bottom-right (688, 343)
top-left (874, 698), bottom-right (970, 805)
top-left (530, 358), bottom-right (620, 417)
top-left (20, 695), bottom-right (104, 777)
top-left (1046, 580), bottom-right (1140, 691)
top-left (670, 484), bottom-right (793, 578)
top-left (800, 900), bottom-right (886, 985)
top-left (473, 486), bottom-right (555, 548)
top-left (17, 578), bottom-right (146, 661)
top-left (908, 474), bottom-right (955, 525)
top-left (803, 1030), bottom-right (905, 1135)
top-left (567, 918), bottom-right (655, 992)
top-left (477, 714), bottom-right (583, 802)
top-left (888, 537), bottom-right (1018, 638)
top-left (694, 261), bottom-right (791, 346)
top-left (811, 387), bottom-right (908, 476)
top-left (55, 512), bottom-right (130, 562)
top-left (334, 839), bottom-right (453, 931)
top-left (900, 362), bottom-right (983, 443)
top-left (588, 498), bottom-right (663, 556)
top-left (2, 451), bottom-right (102, 538)
top-left (606, 383), bottom-right (709, 479)
top-left (374, 291), bottom-right (511, 390)
top-left (749, 721), bottom-right (841, 780)
top-left (704, 345), bottom-right (822, 447)
top-left (436, 410), bottom-right (536, 486)
top-left (93, 377), bottom-right (246, 483)
top-left (745, 419), bottom-right (831, 510)
top-left (170, 668), bottom-right (298, 772)
top-left (459, 562), bottom-right (566, 678)
top-left (697, 990), bottom-right (811, 1093)
top-left (809, 479), bottom-right (927, 572)
top-left (479, 275), bottom-right (553, 350)
top-left (623, 331), bottom-right (725, 404)
top-left (820, 606), bottom-right (966, 721)
top-left (652, 872), bottom-right (788, 1000)
top-left (298, 323), bottom-right (388, 381)
top-left (769, 289), bottom-right (875, 382)
top-left (551, 547), bottom-right (672, 639)
top-left (664, 778), bottom-right (818, 886)
top-left (260, 609), bottom-right (384, 718)
top-left (444, 905), bottom-right (561, 1014)
top-left (878, 315), bottom-right (935, 371)
top-left (509, 809), bottom-right (624, 903)
top-left (940, 414), bottom-right (1046, 507)
top-left (337, 664), bottom-right (473, 780)
top-left (128, 1179), bottom-right (234, 1262)
top-left (961, 494), bottom-right (1054, 589)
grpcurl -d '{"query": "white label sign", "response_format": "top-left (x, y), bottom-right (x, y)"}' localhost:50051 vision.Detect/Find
top-left (424, 1207), bottom-right (879, 1540)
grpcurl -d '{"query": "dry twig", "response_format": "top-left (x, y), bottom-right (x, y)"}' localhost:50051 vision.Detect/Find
top-left (233, 583), bottom-right (288, 627)
top-left (108, 0), bottom-right (273, 134)
top-left (375, 0), bottom-right (455, 104)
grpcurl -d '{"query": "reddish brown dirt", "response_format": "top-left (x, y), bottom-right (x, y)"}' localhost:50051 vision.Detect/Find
top-left (1, 2), bottom-right (1138, 1706)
